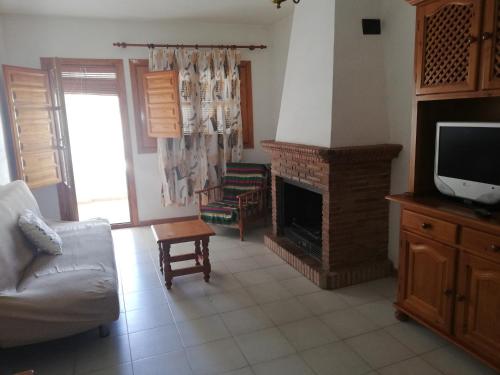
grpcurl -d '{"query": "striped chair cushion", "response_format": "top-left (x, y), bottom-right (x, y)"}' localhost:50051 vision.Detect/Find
top-left (222, 163), bottom-right (268, 202)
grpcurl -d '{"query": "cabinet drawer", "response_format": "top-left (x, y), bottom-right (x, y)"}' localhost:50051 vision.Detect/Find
top-left (402, 210), bottom-right (457, 244)
top-left (461, 227), bottom-right (500, 258)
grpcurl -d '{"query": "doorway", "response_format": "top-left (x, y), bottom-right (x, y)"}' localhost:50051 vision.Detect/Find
top-left (44, 58), bottom-right (138, 226)
top-left (64, 94), bottom-right (130, 223)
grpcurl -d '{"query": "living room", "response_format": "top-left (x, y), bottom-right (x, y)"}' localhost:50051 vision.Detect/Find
top-left (0, 0), bottom-right (499, 374)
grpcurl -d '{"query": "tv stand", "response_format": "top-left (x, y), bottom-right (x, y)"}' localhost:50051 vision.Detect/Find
top-left (387, 193), bottom-right (500, 372)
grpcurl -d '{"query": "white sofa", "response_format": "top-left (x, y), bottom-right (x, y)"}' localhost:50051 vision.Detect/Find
top-left (0, 181), bottom-right (119, 348)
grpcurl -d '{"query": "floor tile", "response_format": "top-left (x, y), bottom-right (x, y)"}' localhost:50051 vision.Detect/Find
top-left (297, 290), bottom-right (348, 315)
top-left (378, 356), bottom-right (441, 375)
top-left (335, 283), bottom-right (384, 306)
top-left (129, 324), bottom-right (183, 361)
top-left (278, 317), bottom-right (338, 351)
top-left (245, 281), bottom-right (293, 304)
top-left (121, 273), bottom-right (162, 293)
top-left (224, 257), bottom-right (262, 273)
top-left (384, 321), bottom-right (447, 354)
top-left (208, 288), bottom-right (256, 313)
top-left (251, 253), bottom-right (284, 268)
top-left (235, 327), bottom-right (295, 364)
top-left (421, 345), bottom-right (498, 375)
top-left (178, 315), bottom-right (231, 347)
top-left (345, 330), bottom-right (414, 369)
top-left (85, 363), bottom-right (134, 375)
top-left (265, 264), bottom-right (302, 281)
top-left (133, 350), bottom-right (193, 375)
top-left (356, 299), bottom-right (399, 327)
top-left (203, 273), bottom-right (244, 295)
top-left (222, 368), bottom-right (254, 375)
top-left (279, 277), bottom-right (321, 296)
top-left (300, 342), bottom-right (372, 375)
top-left (124, 287), bottom-right (167, 312)
top-left (75, 335), bottom-right (131, 374)
top-left (234, 269), bottom-right (275, 286)
top-left (261, 298), bottom-right (311, 325)
top-left (252, 354), bottom-right (314, 375)
top-left (364, 277), bottom-right (397, 300)
top-left (126, 303), bottom-right (174, 333)
top-left (221, 306), bottom-right (274, 335)
top-left (186, 337), bottom-right (248, 375)
top-left (169, 296), bottom-right (218, 322)
top-left (164, 279), bottom-right (207, 301)
top-left (320, 308), bottom-right (379, 339)
top-left (110, 312), bottom-right (128, 337)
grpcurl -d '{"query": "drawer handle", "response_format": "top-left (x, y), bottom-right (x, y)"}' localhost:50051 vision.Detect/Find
top-left (444, 289), bottom-right (453, 297)
top-left (467, 35), bottom-right (478, 45)
top-left (421, 223), bottom-right (432, 230)
top-left (490, 244), bottom-right (500, 253)
top-left (456, 294), bottom-right (466, 302)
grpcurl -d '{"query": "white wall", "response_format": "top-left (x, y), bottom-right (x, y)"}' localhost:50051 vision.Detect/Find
top-left (380, 1), bottom-right (416, 264)
top-left (275, 0), bottom-right (335, 147)
top-left (0, 14), bottom-right (291, 219)
top-left (330, 0), bottom-right (390, 147)
top-left (0, 16), bottom-right (11, 185)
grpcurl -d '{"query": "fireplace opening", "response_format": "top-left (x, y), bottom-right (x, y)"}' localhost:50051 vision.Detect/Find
top-left (279, 181), bottom-right (323, 260)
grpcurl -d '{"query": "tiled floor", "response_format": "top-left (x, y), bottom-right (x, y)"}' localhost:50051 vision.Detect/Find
top-left (1, 226), bottom-right (497, 375)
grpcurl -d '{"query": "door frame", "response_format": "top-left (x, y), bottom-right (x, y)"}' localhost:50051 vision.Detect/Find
top-left (41, 57), bottom-right (138, 227)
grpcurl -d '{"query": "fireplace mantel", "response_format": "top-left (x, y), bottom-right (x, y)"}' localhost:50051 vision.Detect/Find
top-left (261, 140), bottom-right (402, 162)
top-left (262, 140), bottom-right (402, 289)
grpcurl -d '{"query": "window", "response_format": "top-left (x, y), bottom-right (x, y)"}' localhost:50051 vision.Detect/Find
top-left (129, 59), bottom-right (255, 153)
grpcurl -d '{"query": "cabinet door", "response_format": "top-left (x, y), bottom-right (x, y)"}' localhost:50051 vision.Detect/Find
top-left (455, 252), bottom-right (500, 367)
top-left (481, 0), bottom-right (500, 89)
top-left (415, 0), bottom-right (482, 95)
top-left (399, 231), bottom-right (457, 333)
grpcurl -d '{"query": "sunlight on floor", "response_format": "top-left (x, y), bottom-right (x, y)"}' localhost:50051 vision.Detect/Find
top-left (78, 198), bottom-right (130, 224)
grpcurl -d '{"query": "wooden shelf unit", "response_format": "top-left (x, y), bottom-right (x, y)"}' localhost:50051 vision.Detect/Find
top-left (390, 0), bottom-right (500, 371)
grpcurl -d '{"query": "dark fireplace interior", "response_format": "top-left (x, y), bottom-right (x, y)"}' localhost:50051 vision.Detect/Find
top-left (279, 181), bottom-right (323, 260)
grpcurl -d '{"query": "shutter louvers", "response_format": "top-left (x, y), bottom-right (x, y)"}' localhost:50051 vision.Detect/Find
top-left (142, 70), bottom-right (182, 138)
top-left (3, 65), bottom-right (62, 188)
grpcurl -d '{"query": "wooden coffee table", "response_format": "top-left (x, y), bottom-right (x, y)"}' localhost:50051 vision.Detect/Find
top-left (152, 219), bottom-right (215, 289)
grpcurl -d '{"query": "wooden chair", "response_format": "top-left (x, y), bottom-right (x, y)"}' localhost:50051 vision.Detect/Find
top-left (196, 163), bottom-right (268, 241)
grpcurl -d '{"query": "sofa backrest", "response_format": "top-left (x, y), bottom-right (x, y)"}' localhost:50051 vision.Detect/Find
top-left (0, 180), bottom-right (41, 291)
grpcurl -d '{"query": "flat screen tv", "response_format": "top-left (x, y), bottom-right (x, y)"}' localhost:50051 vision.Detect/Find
top-left (434, 122), bottom-right (500, 205)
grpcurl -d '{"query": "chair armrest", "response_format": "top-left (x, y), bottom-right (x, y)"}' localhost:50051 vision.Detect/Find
top-left (195, 185), bottom-right (222, 195)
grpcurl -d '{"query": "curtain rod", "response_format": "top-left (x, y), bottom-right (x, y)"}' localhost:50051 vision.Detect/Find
top-left (113, 42), bottom-right (267, 50)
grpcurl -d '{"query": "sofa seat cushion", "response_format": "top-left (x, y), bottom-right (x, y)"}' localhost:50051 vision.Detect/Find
top-left (0, 219), bottom-right (119, 347)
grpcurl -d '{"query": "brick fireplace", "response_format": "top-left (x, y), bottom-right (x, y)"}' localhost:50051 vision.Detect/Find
top-left (261, 140), bottom-right (402, 289)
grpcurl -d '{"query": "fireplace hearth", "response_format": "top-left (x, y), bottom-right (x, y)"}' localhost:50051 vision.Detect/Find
top-left (262, 140), bottom-right (402, 289)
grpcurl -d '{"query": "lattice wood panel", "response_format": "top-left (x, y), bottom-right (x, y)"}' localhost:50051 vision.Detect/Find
top-left (423, 3), bottom-right (474, 87)
top-left (495, 0), bottom-right (500, 78)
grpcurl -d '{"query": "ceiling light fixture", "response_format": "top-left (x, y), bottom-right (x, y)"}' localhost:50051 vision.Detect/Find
top-left (273, 0), bottom-right (300, 9)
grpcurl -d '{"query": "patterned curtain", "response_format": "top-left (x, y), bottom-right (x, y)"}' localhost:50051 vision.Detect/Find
top-left (150, 48), bottom-right (243, 206)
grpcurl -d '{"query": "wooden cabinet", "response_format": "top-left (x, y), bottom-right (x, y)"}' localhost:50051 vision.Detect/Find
top-left (388, 195), bottom-right (500, 371)
top-left (455, 252), bottom-right (500, 367)
top-left (481, 0), bottom-right (500, 89)
top-left (399, 231), bottom-right (456, 332)
top-left (414, 0), bottom-right (500, 96)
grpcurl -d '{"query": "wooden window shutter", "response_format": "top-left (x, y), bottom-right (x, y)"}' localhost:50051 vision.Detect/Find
top-left (142, 70), bottom-right (182, 138)
top-left (239, 61), bottom-right (254, 149)
top-left (3, 65), bottom-right (63, 188)
top-left (129, 59), bottom-right (156, 153)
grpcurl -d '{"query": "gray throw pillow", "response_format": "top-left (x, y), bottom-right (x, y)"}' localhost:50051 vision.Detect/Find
top-left (18, 209), bottom-right (63, 255)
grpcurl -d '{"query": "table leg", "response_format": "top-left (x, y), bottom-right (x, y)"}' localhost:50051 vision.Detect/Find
top-left (202, 237), bottom-right (211, 283)
top-left (164, 243), bottom-right (173, 289)
top-left (159, 242), bottom-right (164, 274)
top-left (195, 240), bottom-right (201, 266)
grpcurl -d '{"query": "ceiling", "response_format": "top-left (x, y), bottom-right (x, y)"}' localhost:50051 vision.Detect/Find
top-left (0, 0), bottom-right (294, 25)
